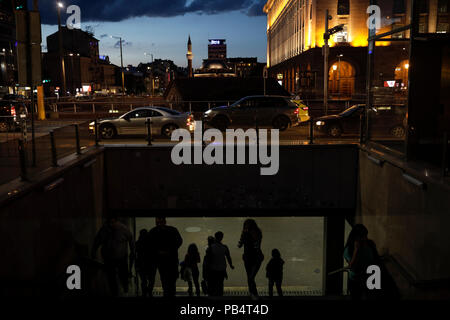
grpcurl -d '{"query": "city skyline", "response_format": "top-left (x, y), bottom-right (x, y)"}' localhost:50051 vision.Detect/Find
top-left (40, 4), bottom-right (268, 69)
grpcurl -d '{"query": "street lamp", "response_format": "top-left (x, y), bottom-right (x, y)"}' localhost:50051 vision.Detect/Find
top-left (144, 52), bottom-right (154, 97)
top-left (57, 1), bottom-right (67, 96)
top-left (337, 54), bottom-right (343, 99)
top-left (323, 9), bottom-right (344, 114)
top-left (144, 52), bottom-right (154, 63)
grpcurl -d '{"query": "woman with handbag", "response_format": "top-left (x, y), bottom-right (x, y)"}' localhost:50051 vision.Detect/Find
top-left (238, 219), bottom-right (264, 299)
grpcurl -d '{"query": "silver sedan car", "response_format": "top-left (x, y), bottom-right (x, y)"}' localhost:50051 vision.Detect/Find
top-left (89, 107), bottom-right (194, 139)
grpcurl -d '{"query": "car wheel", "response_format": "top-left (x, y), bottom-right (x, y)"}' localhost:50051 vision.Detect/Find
top-left (162, 123), bottom-right (179, 138)
top-left (390, 125), bottom-right (405, 138)
top-left (272, 116), bottom-right (290, 131)
top-left (211, 116), bottom-right (228, 131)
top-left (100, 124), bottom-right (116, 139)
top-left (0, 122), bottom-right (9, 132)
top-left (328, 124), bottom-right (342, 137)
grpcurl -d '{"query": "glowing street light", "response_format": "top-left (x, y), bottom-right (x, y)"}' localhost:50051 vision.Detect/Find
top-left (57, 1), bottom-right (67, 96)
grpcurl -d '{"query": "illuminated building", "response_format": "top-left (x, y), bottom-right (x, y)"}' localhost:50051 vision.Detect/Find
top-left (264, 0), bottom-right (449, 100)
top-left (208, 39), bottom-right (227, 60)
top-left (43, 27), bottom-right (118, 95)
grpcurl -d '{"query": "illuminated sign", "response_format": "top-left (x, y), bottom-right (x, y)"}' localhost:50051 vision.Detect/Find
top-left (209, 39), bottom-right (225, 45)
top-left (384, 80), bottom-right (396, 88)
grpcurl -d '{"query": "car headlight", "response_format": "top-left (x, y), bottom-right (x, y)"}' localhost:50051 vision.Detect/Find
top-left (204, 109), bottom-right (212, 115)
top-left (316, 121), bottom-right (325, 126)
top-left (89, 121), bottom-right (95, 126)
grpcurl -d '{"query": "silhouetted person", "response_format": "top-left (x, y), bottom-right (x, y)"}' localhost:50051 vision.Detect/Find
top-left (344, 224), bottom-right (379, 300)
top-left (238, 219), bottom-right (264, 299)
top-left (145, 217), bottom-right (183, 297)
top-left (92, 216), bottom-right (135, 297)
top-left (135, 229), bottom-right (149, 296)
top-left (181, 243), bottom-right (201, 297)
top-left (266, 249), bottom-right (284, 297)
top-left (202, 236), bottom-right (215, 295)
top-left (207, 231), bottom-right (234, 296)
top-left (344, 224), bottom-right (400, 300)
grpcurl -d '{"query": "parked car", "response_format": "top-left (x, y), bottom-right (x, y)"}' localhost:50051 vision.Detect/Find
top-left (203, 95), bottom-right (299, 131)
top-left (0, 100), bottom-right (28, 132)
top-left (291, 98), bottom-right (310, 122)
top-left (314, 104), bottom-right (406, 138)
top-left (89, 106), bottom-right (194, 139)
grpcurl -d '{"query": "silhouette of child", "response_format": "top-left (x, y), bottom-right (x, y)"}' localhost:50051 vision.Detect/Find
top-left (266, 249), bottom-right (284, 297)
top-left (182, 243), bottom-right (201, 297)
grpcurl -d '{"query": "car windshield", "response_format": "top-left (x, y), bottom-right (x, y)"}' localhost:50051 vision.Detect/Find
top-left (155, 107), bottom-right (181, 115)
top-left (340, 105), bottom-right (362, 117)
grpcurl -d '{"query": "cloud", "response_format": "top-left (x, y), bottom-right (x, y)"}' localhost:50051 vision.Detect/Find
top-left (114, 40), bottom-right (132, 48)
top-left (246, 0), bottom-right (266, 17)
top-left (38, 0), bottom-right (266, 24)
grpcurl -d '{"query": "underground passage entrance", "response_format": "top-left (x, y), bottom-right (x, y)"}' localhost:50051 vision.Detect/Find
top-left (0, 144), bottom-right (358, 298)
top-left (132, 217), bottom-right (326, 297)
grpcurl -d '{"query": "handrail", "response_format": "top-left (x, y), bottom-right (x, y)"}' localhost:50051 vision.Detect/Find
top-left (328, 267), bottom-right (350, 276)
top-left (381, 254), bottom-right (450, 289)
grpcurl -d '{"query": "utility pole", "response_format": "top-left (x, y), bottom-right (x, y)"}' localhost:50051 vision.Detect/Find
top-left (110, 35), bottom-right (125, 111)
top-left (15, 0), bottom-right (41, 166)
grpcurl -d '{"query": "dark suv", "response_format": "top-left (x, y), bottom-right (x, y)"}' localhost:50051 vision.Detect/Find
top-left (0, 100), bottom-right (28, 132)
top-left (203, 95), bottom-right (299, 131)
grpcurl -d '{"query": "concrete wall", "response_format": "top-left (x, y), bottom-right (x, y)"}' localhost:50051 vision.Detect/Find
top-left (0, 150), bottom-right (105, 296)
top-left (104, 145), bottom-right (358, 213)
top-left (357, 149), bottom-right (450, 299)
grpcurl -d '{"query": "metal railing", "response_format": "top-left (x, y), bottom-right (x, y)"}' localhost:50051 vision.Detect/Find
top-left (0, 121), bottom-right (95, 185)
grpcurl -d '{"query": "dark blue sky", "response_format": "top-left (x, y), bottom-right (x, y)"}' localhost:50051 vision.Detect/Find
top-left (39, 0), bottom-right (267, 68)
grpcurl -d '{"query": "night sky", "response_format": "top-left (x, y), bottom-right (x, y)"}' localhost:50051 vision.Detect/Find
top-left (38, 0), bottom-right (267, 68)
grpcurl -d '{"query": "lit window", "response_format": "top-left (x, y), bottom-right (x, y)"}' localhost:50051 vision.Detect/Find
top-left (393, 0), bottom-right (405, 14)
top-left (337, 0), bottom-right (349, 15)
top-left (438, 0), bottom-right (449, 13)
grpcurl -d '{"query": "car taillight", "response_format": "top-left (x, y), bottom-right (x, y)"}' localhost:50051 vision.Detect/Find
top-left (11, 106), bottom-right (16, 116)
top-left (294, 108), bottom-right (299, 115)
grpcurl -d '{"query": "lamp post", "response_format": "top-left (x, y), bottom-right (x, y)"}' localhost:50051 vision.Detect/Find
top-left (323, 10), bottom-right (344, 115)
top-left (337, 54), bottom-right (343, 99)
top-left (57, 2), bottom-right (67, 97)
top-left (144, 52), bottom-right (154, 97)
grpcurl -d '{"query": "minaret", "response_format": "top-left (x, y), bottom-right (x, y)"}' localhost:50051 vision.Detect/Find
top-left (186, 35), bottom-right (193, 78)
